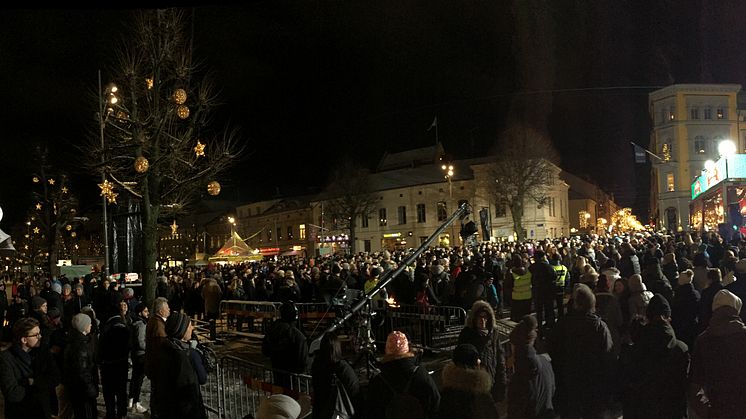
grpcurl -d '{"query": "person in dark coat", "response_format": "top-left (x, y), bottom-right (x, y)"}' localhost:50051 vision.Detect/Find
top-left (549, 283), bottom-right (614, 419)
top-left (670, 269), bottom-right (700, 349)
top-left (128, 303), bottom-right (149, 414)
top-left (153, 312), bottom-right (207, 419)
top-left (437, 344), bottom-right (499, 419)
top-left (699, 268), bottom-right (724, 332)
top-left (507, 315), bottom-right (555, 419)
top-left (262, 301), bottom-right (308, 388)
top-left (457, 300), bottom-right (507, 404)
top-left (529, 251), bottom-right (558, 330)
top-left (64, 313), bottom-right (99, 419)
top-left (622, 294), bottom-right (689, 419)
top-left (725, 258), bottom-right (746, 324)
top-left (689, 290), bottom-right (746, 419)
top-left (366, 331), bottom-right (440, 419)
top-left (44, 282), bottom-right (64, 323)
top-left (661, 252), bottom-right (680, 284)
top-left (99, 311), bottom-right (131, 419)
top-left (0, 317), bottom-right (60, 419)
top-left (311, 332), bottom-right (361, 419)
top-left (618, 242), bottom-right (641, 279)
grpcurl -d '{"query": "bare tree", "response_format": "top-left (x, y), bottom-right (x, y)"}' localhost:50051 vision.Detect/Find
top-left (324, 160), bottom-right (379, 254)
top-left (483, 124), bottom-right (559, 241)
top-left (81, 10), bottom-right (243, 304)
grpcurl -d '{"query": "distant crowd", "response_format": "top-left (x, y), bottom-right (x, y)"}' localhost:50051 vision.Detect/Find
top-left (2, 229), bottom-right (746, 418)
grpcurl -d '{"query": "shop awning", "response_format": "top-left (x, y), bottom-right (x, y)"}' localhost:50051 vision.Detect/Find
top-left (280, 249), bottom-right (303, 256)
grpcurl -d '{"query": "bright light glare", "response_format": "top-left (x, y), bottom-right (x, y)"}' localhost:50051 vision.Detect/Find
top-left (718, 139), bottom-right (736, 157)
top-left (704, 160), bottom-right (716, 172)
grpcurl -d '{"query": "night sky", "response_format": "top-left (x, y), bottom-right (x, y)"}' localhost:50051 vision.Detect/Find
top-left (2, 3), bottom-right (746, 229)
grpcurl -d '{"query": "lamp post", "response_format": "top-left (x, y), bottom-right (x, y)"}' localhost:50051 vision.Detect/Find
top-left (718, 139), bottom-right (737, 228)
top-left (97, 70), bottom-right (120, 279)
top-left (441, 163), bottom-right (454, 198)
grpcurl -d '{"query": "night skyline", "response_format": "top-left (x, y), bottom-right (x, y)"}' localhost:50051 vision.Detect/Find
top-left (3, 3), bottom-right (746, 229)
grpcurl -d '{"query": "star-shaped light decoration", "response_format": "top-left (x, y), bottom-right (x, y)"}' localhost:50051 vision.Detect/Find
top-left (61, 186), bottom-right (68, 194)
top-left (194, 140), bottom-right (205, 157)
top-left (171, 220), bottom-right (179, 236)
top-left (107, 192), bottom-right (118, 204)
top-left (35, 203), bottom-right (42, 210)
top-left (98, 180), bottom-right (114, 196)
top-left (33, 227), bottom-right (40, 234)
top-left (48, 178), bottom-right (55, 185)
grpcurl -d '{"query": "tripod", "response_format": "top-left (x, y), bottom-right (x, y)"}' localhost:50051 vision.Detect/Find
top-left (351, 301), bottom-right (380, 379)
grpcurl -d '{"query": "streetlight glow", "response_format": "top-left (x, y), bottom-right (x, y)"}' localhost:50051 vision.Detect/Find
top-left (718, 139), bottom-right (736, 157)
top-left (704, 159), bottom-right (715, 172)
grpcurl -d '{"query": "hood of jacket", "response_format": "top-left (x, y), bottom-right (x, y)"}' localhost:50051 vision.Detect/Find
top-left (706, 306), bottom-right (746, 337)
top-left (441, 362), bottom-right (492, 394)
top-left (466, 300), bottom-right (496, 330)
top-left (636, 320), bottom-right (681, 356)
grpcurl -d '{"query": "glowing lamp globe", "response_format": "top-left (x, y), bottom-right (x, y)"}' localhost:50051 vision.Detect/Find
top-left (176, 105), bottom-right (190, 119)
top-left (134, 156), bottom-right (149, 173)
top-left (207, 181), bottom-right (221, 196)
top-left (172, 88), bottom-right (187, 105)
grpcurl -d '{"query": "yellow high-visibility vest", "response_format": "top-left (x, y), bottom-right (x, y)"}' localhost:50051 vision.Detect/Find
top-left (511, 271), bottom-right (532, 300)
top-left (552, 264), bottom-right (568, 287)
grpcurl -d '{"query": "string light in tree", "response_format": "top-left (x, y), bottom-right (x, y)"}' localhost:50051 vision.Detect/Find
top-left (134, 156), bottom-right (149, 173)
top-left (32, 176), bottom-right (40, 183)
top-left (194, 140), bottom-right (205, 157)
top-left (172, 88), bottom-right (187, 105)
top-left (176, 105), bottom-right (190, 119)
top-left (66, 225), bottom-right (72, 231)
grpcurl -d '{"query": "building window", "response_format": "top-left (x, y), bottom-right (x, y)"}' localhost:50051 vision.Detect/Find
top-left (287, 226), bottom-right (293, 240)
top-left (277, 226), bottom-right (283, 240)
top-left (267, 229), bottom-right (272, 242)
top-left (416, 204), bottom-right (426, 223)
top-left (361, 214), bottom-right (369, 228)
top-left (397, 206), bottom-right (407, 225)
top-left (690, 107), bottom-right (699, 120)
top-left (694, 136), bottom-right (706, 154)
top-left (704, 107), bottom-right (712, 120)
top-left (299, 224), bottom-right (306, 240)
top-left (669, 106), bottom-right (675, 121)
top-left (666, 173), bottom-right (675, 192)
top-left (364, 240), bottom-right (371, 253)
top-left (495, 203), bottom-right (506, 217)
top-left (437, 201), bottom-right (448, 221)
top-left (717, 107), bottom-right (725, 119)
top-left (379, 208), bottom-right (387, 226)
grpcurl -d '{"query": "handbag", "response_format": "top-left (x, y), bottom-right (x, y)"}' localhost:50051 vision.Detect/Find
top-left (329, 372), bottom-right (355, 419)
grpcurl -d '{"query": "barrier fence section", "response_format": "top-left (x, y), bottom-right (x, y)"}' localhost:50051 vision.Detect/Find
top-left (373, 304), bottom-right (467, 351)
top-left (219, 300), bottom-right (280, 336)
top-left (203, 355), bottom-right (313, 419)
top-left (295, 302), bottom-right (337, 339)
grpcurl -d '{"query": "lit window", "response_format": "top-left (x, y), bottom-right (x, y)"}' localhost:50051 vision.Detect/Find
top-left (299, 224), bottom-right (306, 240)
top-left (666, 173), bottom-right (675, 192)
top-left (717, 107), bottom-right (725, 119)
top-left (695, 137), bottom-right (706, 154)
top-left (379, 208), bottom-right (387, 226)
top-left (661, 142), bottom-right (671, 161)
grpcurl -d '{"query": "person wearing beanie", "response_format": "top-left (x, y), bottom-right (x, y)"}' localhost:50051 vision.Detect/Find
top-left (507, 315), bottom-right (555, 419)
top-left (627, 274), bottom-right (653, 320)
top-left (152, 311), bottom-right (207, 419)
top-left (548, 283), bottom-right (614, 418)
top-left (457, 300), bottom-right (507, 404)
top-left (436, 344), bottom-right (499, 419)
top-left (699, 268), bottom-right (725, 333)
top-left (726, 260), bottom-right (746, 324)
top-left (366, 331), bottom-right (440, 419)
top-left (257, 394), bottom-right (302, 419)
top-left (690, 289), bottom-right (746, 418)
top-left (64, 313), bottom-right (99, 419)
top-left (262, 301), bottom-right (308, 389)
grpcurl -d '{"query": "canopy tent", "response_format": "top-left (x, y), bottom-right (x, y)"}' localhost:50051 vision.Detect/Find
top-left (0, 228), bottom-right (15, 257)
top-left (209, 231), bottom-right (262, 263)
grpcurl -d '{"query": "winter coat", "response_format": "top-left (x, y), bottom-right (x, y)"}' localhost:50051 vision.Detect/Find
top-left (507, 345), bottom-right (555, 419)
top-left (262, 320), bottom-right (308, 374)
top-left (457, 300), bottom-right (507, 401)
top-left (699, 283), bottom-right (724, 332)
top-left (661, 261), bottom-right (679, 283)
top-left (366, 356), bottom-right (441, 419)
top-left (622, 321), bottom-right (689, 419)
top-left (437, 363), bottom-right (498, 419)
top-left (153, 338), bottom-right (207, 419)
top-left (548, 311), bottom-right (614, 417)
top-left (0, 344), bottom-right (60, 419)
top-left (130, 315), bottom-right (147, 358)
top-left (628, 277), bottom-right (653, 320)
top-left (63, 329), bottom-right (99, 401)
top-left (618, 254), bottom-right (641, 279)
top-left (594, 292), bottom-right (623, 357)
top-left (671, 283), bottom-right (700, 349)
top-left (690, 307), bottom-right (746, 419)
top-left (99, 314), bottom-right (130, 365)
top-left (201, 279), bottom-right (223, 315)
top-left (726, 273), bottom-right (746, 324)
top-left (145, 315), bottom-right (167, 378)
top-left (529, 261), bottom-right (557, 297)
top-left (311, 359), bottom-right (361, 419)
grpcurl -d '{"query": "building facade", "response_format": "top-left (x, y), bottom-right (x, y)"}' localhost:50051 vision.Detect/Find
top-left (649, 84), bottom-right (744, 231)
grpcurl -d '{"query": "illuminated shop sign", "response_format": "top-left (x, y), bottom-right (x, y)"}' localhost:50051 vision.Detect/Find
top-left (691, 154), bottom-right (746, 200)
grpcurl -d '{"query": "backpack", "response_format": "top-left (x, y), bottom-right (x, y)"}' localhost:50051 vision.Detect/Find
top-left (382, 366), bottom-right (424, 419)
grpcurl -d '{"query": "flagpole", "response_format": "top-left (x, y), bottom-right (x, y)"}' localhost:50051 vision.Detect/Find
top-left (435, 117), bottom-right (439, 145)
top-left (630, 141), bottom-right (663, 162)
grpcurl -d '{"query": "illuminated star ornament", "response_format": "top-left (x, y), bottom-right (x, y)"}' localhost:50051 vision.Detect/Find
top-left (98, 179), bottom-right (118, 204)
top-left (35, 203), bottom-right (42, 210)
top-left (61, 187), bottom-right (68, 194)
top-left (33, 227), bottom-right (40, 234)
top-left (194, 140), bottom-right (205, 157)
top-left (48, 178), bottom-right (55, 185)
top-left (171, 220), bottom-right (179, 236)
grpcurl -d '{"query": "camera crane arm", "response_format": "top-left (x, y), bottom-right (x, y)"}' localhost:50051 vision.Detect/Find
top-left (309, 202), bottom-right (471, 352)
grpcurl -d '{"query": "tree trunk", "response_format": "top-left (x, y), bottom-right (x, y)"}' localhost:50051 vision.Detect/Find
top-left (348, 222), bottom-right (357, 254)
top-left (511, 202), bottom-right (526, 241)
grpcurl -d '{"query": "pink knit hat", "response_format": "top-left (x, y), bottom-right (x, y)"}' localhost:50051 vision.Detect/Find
top-left (384, 331), bottom-right (414, 362)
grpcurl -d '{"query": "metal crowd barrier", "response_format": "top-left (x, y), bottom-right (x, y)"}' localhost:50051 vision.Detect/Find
top-left (219, 300), bottom-right (280, 337)
top-left (202, 355), bottom-right (313, 419)
top-left (295, 302), bottom-right (337, 339)
top-left (373, 304), bottom-right (468, 352)
top-left (495, 318), bottom-right (518, 375)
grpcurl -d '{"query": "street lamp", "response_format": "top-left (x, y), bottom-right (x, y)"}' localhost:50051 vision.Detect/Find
top-left (441, 163), bottom-right (454, 197)
top-left (98, 70), bottom-right (120, 279)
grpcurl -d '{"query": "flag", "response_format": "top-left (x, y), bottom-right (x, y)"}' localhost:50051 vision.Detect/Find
top-left (427, 116), bottom-right (438, 131)
top-left (633, 144), bottom-right (647, 164)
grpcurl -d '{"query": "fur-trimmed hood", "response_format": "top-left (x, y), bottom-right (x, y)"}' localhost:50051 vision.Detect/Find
top-left (441, 363), bottom-right (493, 394)
top-left (466, 300), bottom-right (496, 330)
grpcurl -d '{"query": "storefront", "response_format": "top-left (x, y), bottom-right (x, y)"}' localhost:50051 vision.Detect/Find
top-left (690, 154), bottom-right (746, 237)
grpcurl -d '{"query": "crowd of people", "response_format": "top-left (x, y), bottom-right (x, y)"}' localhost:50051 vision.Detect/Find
top-left (2, 229), bottom-right (746, 418)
